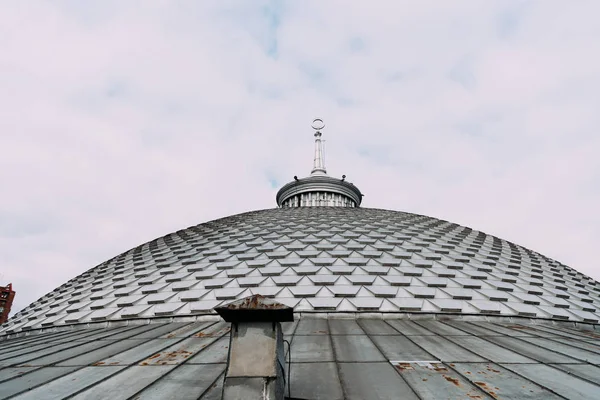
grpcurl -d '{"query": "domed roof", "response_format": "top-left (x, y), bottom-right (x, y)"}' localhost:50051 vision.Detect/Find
top-left (2, 206), bottom-right (599, 334)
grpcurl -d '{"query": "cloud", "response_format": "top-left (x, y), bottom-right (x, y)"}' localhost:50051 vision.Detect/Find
top-left (1, 1), bottom-right (599, 313)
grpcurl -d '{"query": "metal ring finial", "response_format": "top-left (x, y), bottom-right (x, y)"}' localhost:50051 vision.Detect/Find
top-left (311, 118), bottom-right (325, 131)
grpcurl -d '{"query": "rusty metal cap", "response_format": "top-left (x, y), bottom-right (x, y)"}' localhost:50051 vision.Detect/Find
top-left (215, 294), bottom-right (294, 323)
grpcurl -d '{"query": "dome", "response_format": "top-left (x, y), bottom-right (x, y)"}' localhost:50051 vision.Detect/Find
top-left (1, 120), bottom-right (599, 400)
top-left (2, 206), bottom-right (598, 334)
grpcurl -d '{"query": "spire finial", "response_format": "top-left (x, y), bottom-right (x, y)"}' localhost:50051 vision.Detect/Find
top-left (311, 118), bottom-right (327, 176)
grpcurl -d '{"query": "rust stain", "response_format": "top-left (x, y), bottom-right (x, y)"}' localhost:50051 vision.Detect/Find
top-left (449, 363), bottom-right (455, 367)
top-left (140, 349), bottom-right (195, 365)
top-left (486, 366), bottom-right (501, 373)
top-left (422, 378), bottom-right (428, 381)
top-left (465, 371), bottom-right (472, 375)
top-left (92, 362), bottom-right (105, 366)
top-left (474, 381), bottom-right (499, 399)
top-left (507, 325), bottom-right (533, 330)
top-left (580, 331), bottom-right (600, 339)
top-left (395, 363), bottom-right (413, 371)
top-left (433, 365), bottom-right (448, 372)
top-left (109, 362), bottom-right (120, 365)
top-left (467, 394), bottom-right (483, 399)
top-left (443, 375), bottom-right (460, 387)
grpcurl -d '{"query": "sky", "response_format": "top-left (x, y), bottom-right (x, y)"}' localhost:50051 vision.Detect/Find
top-left (1, 1), bottom-right (599, 314)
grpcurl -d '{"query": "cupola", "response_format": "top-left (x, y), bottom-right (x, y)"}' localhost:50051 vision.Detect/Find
top-left (275, 119), bottom-right (363, 208)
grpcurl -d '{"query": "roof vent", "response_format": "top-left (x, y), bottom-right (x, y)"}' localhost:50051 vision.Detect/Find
top-left (216, 295), bottom-right (294, 400)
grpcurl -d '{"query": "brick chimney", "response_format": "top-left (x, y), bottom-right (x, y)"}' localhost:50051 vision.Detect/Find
top-left (0, 283), bottom-right (16, 325)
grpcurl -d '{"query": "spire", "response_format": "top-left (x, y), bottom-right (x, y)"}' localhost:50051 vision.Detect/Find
top-left (310, 118), bottom-right (327, 176)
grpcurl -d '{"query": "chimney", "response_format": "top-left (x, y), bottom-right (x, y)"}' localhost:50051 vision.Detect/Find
top-left (215, 295), bottom-right (293, 400)
top-left (0, 283), bottom-right (15, 325)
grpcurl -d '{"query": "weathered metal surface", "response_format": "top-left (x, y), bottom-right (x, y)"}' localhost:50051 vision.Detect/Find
top-left (0, 366), bottom-right (82, 398)
top-left (478, 334), bottom-right (581, 363)
top-left (393, 361), bottom-right (486, 400)
top-left (187, 336), bottom-right (230, 364)
top-left (1, 333), bottom-right (112, 367)
top-left (338, 362), bottom-right (420, 400)
top-left (518, 336), bottom-right (600, 363)
top-left (280, 320), bottom-right (298, 336)
top-left (56, 339), bottom-right (149, 366)
top-left (356, 319), bottom-right (399, 335)
top-left (500, 363), bottom-right (600, 400)
top-left (134, 364), bottom-right (226, 400)
top-left (194, 321), bottom-right (230, 338)
top-left (543, 334), bottom-right (600, 354)
top-left (289, 335), bottom-right (334, 362)
top-left (289, 362), bottom-right (344, 400)
top-left (550, 363), bottom-right (600, 385)
top-left (71, 365), bottom-right (176, 400)
top-left (139, 337), bottom-right (219, 366)
top-left (386, 320), bottom-right (438, 336)
top-left (6, 366), bottom-right (124, 400)
top-left (97, 338), bottom-right (182, 366)
top-left (331, 335), bottom-right (386, 362)
top-left (0, 366), bottom-right (40, 383)
top-left (161, 321), bottom-right (216, 338)
top-left (294, 318), bottom-right (329, 335)
top-left (445, 336), bottom-right (535, 363)
top-left (370, 335), bottom-right (434, 360)
top-left (328, 319), bottom-right (364, 335)
top-left (0, 330), bottom-right (88, 354)
top-left (0, 317), bottom-right (599, 399)
top-left (444, 320), bottom-right (535, 337)
top-left (0, 327), bottom-right (121, 364)
top-left (407, 335), bottom-right (487, 362)
top-left (451, 362), bottom-right (563, 399)
top-left (414, 320), bottom-right (470, 336)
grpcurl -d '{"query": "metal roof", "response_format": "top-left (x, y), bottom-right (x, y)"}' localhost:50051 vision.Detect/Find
top-left (1, 316), bottom-right (599, 399)
top-left (2, 207), bottom-right (599, 336)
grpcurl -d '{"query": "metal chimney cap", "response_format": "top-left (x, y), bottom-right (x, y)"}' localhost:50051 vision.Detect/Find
top-left (215, 294), bottom-right (294, 323)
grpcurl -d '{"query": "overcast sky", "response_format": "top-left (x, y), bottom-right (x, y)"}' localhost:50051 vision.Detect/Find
top-left (1, 1), bottom-right (599, 314)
